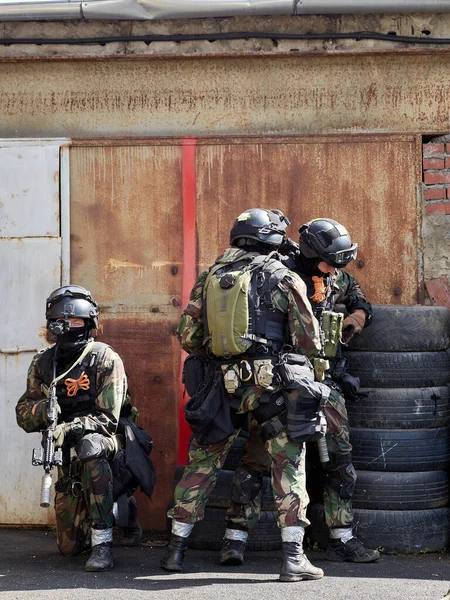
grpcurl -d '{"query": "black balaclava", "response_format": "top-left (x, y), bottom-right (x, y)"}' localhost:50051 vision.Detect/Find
top-left (294, 252), bottom-right (324, 278)
top-left (52, 322), bottom-right (92, 366)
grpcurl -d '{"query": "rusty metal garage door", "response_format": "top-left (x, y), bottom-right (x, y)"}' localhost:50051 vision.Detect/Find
top-left (70, 134), bottom-right (422, 530)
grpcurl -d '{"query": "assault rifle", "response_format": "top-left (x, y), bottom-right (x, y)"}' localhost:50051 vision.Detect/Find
top-left (32, 362), bottom-right (63, 508)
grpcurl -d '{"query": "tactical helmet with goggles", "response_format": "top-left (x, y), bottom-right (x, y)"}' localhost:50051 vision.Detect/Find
top-left (299, 218), bottom-right (357, 268)
top-left (230, 208), bottom-right (290, 248)
top-left (46, 285), bottom-right (99, 336)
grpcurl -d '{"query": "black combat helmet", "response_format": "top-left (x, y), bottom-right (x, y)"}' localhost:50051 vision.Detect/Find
top-left (46, 285), bottom-right (99, 329)
top-left (299, 218), bottom-right (358, 268)
top-left (230, 208), bottom-right (290, 248)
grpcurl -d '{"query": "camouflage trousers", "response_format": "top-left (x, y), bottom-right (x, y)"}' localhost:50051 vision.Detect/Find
top-left (226, 389), bottom-right (354, 530)
top-left (168, 385), bottom-right (310, 529)
top-left (54, 439), bottom-right (116, 557)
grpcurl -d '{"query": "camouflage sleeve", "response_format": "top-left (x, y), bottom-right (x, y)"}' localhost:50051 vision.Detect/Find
top-left (334, 270), bottom-right (372, 325)
top-left (69, 347), bottom-right (127, 439)
top-left (15, 350), bottom-right (49, 433)
top-left (276, 272), bottom-right (322, 358)
top-left (177, 270), bottom-right (208, 354)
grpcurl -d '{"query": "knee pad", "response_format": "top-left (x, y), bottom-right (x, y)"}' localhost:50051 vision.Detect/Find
top-left (326, 463), bottom-right (357, 500)
top-left (230, 466), bottom-right (263, 505)
top-left (76, 433), bottom-right (110, 461)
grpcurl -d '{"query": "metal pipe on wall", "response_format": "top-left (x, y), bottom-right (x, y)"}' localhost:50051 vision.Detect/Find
top-left (2, 0), bottom-right (450, 21)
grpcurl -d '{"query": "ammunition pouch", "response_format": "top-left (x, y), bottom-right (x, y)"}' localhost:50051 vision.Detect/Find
top-left (281, 364), bottom-right (329, 443)
top-left (230, 466), bottom-right (264, 504)
top-left (182, 353), bottom-right (209, 397)
top-left (321, 311), bottom-right (344, 358)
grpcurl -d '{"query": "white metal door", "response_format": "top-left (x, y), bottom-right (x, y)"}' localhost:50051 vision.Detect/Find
top-left (0, 141), bottom-right (69, 525)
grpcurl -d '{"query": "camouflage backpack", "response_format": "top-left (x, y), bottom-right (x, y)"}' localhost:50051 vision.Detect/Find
top-left (203, 251), bottom-right (287, 358)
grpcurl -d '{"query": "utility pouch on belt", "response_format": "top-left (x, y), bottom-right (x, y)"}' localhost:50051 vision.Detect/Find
top-left (253, 359), bottom-right (275, 389)
top-left (282, 377), bottom-right (330, 443)
top-left (277, 356), bottom-right (313, 388)
top-left (182, 353), bottom-right (208, 397)
top-left (184, 368), bottom-right (236, 446)
top-left (221, 364), bottom-right (240, 394)
top-left (321, 310), bottom-right (344, 358)
top-left (313, 357), bottom-right (330, 382)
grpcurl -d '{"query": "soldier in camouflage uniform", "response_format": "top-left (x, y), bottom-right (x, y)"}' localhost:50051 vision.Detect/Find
top-left (161, 208), bottom-right (332, 582)
top-left (16, 285), bottom-right (133, 572)
top-left (220, 218), bottom-right (380, 566)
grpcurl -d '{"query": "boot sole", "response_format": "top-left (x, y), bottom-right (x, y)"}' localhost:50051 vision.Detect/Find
top-left (220, 558), bottom-right (244, 566)
top-left (160, 563), bottom-right (183, 572)
top-left (85, 563), bottom-right (114, 573)
top-left (279, 572), bottom-right (324, 582)
top-left (326, 555), bottom-right (381, 563)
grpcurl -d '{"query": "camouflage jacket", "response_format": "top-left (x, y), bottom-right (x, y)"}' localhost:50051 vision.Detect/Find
top-left (16, 342), bottom-right (127, 440)
top-left (177, 247), bottom-right (321, 358)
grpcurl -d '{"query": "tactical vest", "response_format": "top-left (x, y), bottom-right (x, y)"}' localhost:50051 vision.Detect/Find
top-left (203, 253), bottom-right (288, 358)
top-left (37, 342), bottom-right (110, 423)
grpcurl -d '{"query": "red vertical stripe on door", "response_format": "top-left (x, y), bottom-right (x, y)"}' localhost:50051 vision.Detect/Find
top-left (178, 138), bottom-right (197, 465)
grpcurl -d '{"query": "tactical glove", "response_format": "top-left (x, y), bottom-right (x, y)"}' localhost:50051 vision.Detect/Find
top-left (53, 423), bottom-right (72, 448)
top-left (342, 309), bottom-right (366, 344)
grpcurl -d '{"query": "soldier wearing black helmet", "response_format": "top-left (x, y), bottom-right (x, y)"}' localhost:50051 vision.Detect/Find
top-left (16, 285), bottom-right (141, 572)
top-left (162, 208), bottom-right (332, 582)
top-left (219, 218), bottom-right (380, 567)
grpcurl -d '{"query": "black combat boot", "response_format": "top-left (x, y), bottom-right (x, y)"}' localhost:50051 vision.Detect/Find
top-left (327, 536), bottom-right (381, 563)
top-left (120, 496), bottom-right (142, 547)
top-left (160, 535), bottom-right (189, 572)
top-left (279, 542), bottom-right (324, 582)
top-left (85, 543), bottom-right (114, 572)
top-left (220, 539), bottom-right (246, 566)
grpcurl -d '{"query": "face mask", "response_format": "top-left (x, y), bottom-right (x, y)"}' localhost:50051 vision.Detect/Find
top-left (57, 326), bottom-right (87, 346)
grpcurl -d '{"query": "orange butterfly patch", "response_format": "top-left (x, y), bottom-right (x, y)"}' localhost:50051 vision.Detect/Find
top-left (65, 372), bottom-right (90, 397)
top-left (310, 275), bottom-right (327, 303)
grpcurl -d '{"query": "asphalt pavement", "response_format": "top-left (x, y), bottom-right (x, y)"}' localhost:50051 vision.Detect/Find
top-left (0, 528), bottom-right (449, 600)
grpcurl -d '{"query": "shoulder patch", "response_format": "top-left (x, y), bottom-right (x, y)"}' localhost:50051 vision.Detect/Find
top-left (104, 359), bottom-right (114, 370)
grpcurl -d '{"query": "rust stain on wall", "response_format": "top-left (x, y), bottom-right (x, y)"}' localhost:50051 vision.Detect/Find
top-left (196, 136), bottom-right (421, 305)
top-left (2, 54), bottom-right (450, 137)
top-left (70, 145), bottom-right (184, 530)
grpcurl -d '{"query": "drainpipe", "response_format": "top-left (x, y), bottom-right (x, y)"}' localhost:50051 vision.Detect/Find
top-left (1, 0), bottom-right (450, 21)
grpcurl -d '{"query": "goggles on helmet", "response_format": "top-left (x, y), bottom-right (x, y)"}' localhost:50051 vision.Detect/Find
top-left (326, 244), bottom-right (358, 268)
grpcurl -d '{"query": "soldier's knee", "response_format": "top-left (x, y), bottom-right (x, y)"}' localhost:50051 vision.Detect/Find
top-left (230, 466), bottom-right (263, 504)
top-left (326, 455), bottom-right (357, 500)
top-left (76, 433), bottom-right (112, 462)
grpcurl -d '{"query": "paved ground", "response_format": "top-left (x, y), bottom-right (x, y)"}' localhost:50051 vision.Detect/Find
top-left (0, 528), bottom-right (449, 600)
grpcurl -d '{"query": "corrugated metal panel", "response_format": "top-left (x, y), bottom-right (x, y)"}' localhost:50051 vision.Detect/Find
top-left (0, 146), bottom-right (60, 238)
top-left (1, 238), bottom-right (61, 352)
top-left (69, 145), bottom-right (184, 530)
top-left (69, 135), bottom-right (420, 530)
top-left (0, 143), bottom-right (62, 525)
top-left (196, 136), bottom-right (421, 305)
top-left (0, 352), bottom-right (55, 525)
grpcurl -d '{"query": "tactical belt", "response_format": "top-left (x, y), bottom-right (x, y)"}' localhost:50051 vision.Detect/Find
top-left (217, 356), bottom-right (279, 394)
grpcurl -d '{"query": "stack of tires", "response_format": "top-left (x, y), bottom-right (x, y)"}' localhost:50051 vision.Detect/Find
top-left (175, 441), bottom-right (281, 551)
top-left (311, 305), bottom-right (450, 553)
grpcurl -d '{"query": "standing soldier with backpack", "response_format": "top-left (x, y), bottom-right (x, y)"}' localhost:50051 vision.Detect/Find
top-left (161, 208), bottom-right (333, 582)
top-left (218, 218), bottom-right (380, 567)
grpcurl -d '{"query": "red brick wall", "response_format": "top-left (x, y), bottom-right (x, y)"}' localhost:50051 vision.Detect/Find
top-left (423, 143), bottom-right (450, 215)
top-left (423, 141), bottom-right (450, 308)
